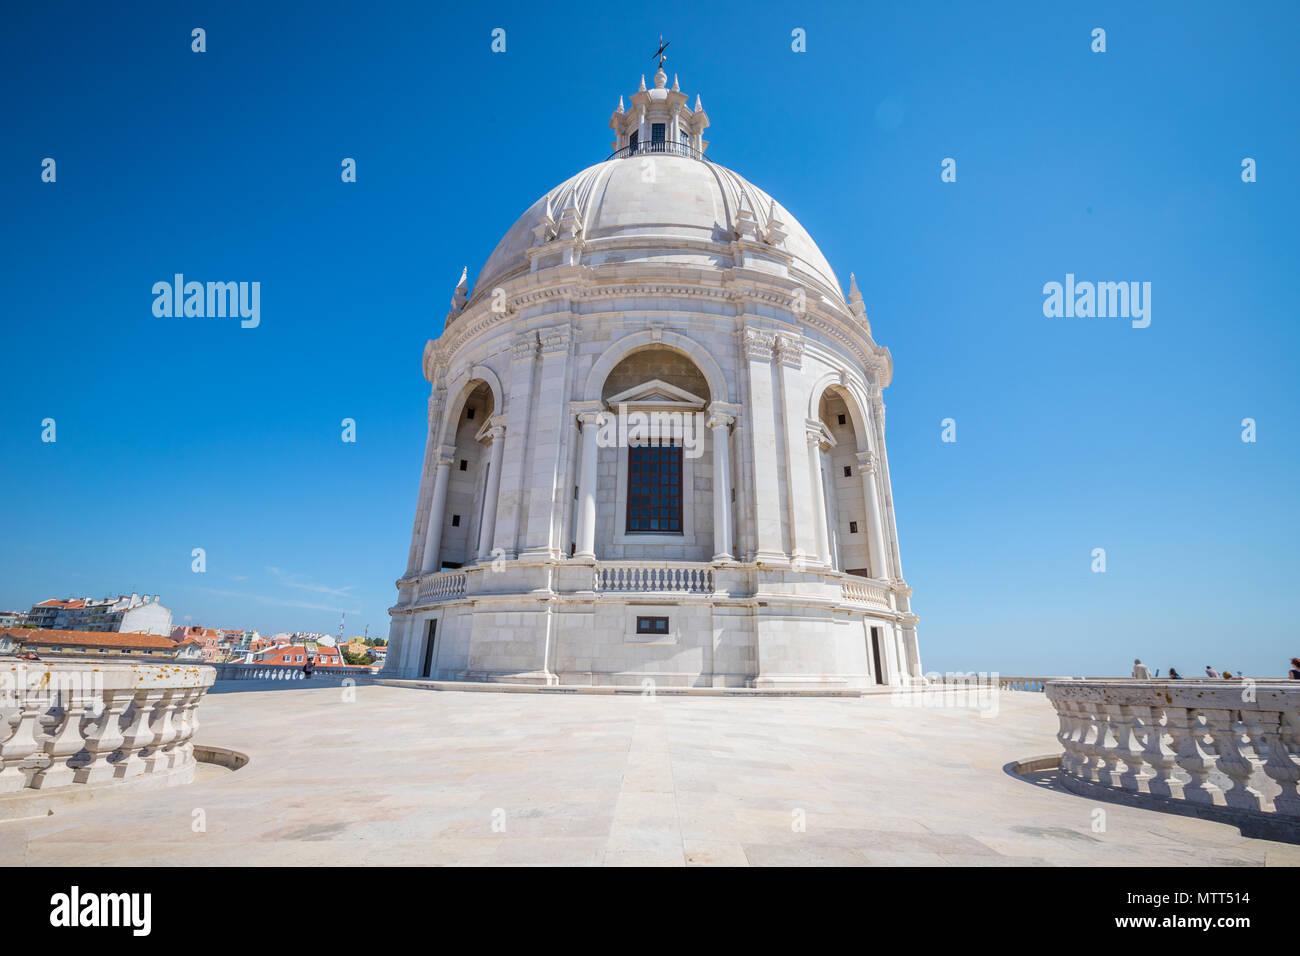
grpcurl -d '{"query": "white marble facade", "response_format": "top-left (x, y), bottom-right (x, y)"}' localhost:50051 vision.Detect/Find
top-left (384, 68), bottom-right (921, 689)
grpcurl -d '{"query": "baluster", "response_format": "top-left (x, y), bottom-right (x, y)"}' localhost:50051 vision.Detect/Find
top-left (1055, 700), bottom-right (1083, 775)
top-left (0, 697), bottom-right (43, 793)
top-left (1256, 711), bottom-right (1300, 816)
top-left (1202, 707), bottom-right (1262, 811)
top-left (1084, 705), bottom-right (1113, 783)
top-left (1115, 704), bottom-right (1148, 790)
top-left (147, 689), bottom-right (182, 773)
top-left (75, 689), bottom-right (131, 784)
top-left (171, 690), bottom-right (201, 768)
top-left (1239, 712), bottom-right (1268, 763)
top-left (30, 688), bottom-right (92, 790)
top-left (116, 689), bottom-right (164, 779)
top-left (1166, 706), bottom-right (1223, 806)
top-left (1141, 705), bottom-right (1179, 798)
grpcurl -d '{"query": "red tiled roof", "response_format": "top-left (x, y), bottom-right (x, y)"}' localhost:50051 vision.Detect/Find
top-left (3, 628), bottom-right (198, 650)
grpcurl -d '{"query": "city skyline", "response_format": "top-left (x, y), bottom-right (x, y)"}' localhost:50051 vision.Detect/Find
top-left (3, 2), bottom-right (1297, 676)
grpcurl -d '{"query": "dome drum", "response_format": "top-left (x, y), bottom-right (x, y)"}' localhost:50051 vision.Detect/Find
top-left (387, 69), bottom-right (920, 691)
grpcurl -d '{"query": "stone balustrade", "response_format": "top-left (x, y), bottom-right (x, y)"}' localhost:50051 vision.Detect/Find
top-left (1046, 679), bottom-right (1300, 821)
top-left (0, 659), bottom-right (215, 796)
top-left (840, 578), bottom-right (889, 609)
top-left (595, 562), bottom-right (714, 594)
top-left (213, 663), bottom-right (378, 681)
top-left (926, 674), bottom-right (1070, 693)
top-left (417, 569), bottom-right (468, 603)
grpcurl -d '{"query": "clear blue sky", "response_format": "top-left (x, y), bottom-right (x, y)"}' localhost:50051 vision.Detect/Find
top-left (2, 2), bottom-right (1296, 675)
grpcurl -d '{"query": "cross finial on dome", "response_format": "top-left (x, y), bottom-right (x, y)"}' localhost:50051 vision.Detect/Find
top-left (652, 35), bottom-right (670, 69)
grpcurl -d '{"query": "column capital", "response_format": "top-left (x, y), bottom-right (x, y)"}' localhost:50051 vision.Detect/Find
top-left (538, 324), bottom-right (572, 355)
top-left (435, 443), bottom-right (458, 468)
top-left (512, 329), bottom-right (539, 360)
top-left (775, 333), bottom-right (805, 369)
top-left (806, 420), bottom-right (835, 449)
top-left (570, 400), bottom-right (606, 428)
top-left (742, 327), bottom-right (776, 361)
top-left (856, 449), bottom-right (878, 473)
top-left (706, 401), bottom-right (738, 431)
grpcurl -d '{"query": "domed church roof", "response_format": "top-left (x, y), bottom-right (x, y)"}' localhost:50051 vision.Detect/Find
top-left (469, 67), bottom-right (843, 306)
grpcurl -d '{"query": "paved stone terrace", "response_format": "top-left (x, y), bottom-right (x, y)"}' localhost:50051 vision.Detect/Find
top-left (4, 683), bottom-right (1298, 866)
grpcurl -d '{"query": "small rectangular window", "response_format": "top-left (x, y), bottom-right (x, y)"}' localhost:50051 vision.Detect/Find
top-left (838, 414), bottom-right (846, 425)
top-left (451, 514), bottom-right (461, 527)
top-left (636, 616), bottom-right (669, 635)
top-left (849, 521), bottom-right (859, 534)
top-left (843, 465), bottom-right (852, 478)
top-left (651, 123), bottom-right (665, 144)
top-left (466, 407), bottom-right (475, 419)
top-left (459, 459), bottom-right (468, 471)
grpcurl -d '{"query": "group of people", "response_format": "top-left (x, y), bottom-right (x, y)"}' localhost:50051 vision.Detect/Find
top-left (1132, 658), bottom-right (1300, 680)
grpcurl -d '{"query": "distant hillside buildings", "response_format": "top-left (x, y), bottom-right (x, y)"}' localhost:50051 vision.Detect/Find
top-left (26, 593), bottom-right (172, 636)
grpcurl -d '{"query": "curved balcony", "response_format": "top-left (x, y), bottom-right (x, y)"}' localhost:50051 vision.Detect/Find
top-left (0, 660), bottom-right (214, 804)
top-left (839, 577), bottom-right (889, 609)
top-left (1045, 679), bottom-right (1300, 827)
top-left (595, 561), bottom-right (713, 594)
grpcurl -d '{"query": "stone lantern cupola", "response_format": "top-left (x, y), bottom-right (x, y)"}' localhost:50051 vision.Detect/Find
top-left (609, 66), bottom-right (709, 156)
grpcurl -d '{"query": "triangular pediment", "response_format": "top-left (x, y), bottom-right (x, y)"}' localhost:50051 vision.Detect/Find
top-left (606, 378), bottom-right (707, 410)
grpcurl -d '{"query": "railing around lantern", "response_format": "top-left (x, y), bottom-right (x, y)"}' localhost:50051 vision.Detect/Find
top-left (605, 141), bottom-right (712, 162)
top-left (1046, 679), bottom-right (1300, 821)
top-left (595, 561), bottom-right (714, 594)
top-left (0, 660), bottom-right (215, 797)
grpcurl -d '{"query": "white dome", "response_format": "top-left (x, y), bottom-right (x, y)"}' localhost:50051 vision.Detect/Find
top-left (472, 155), bottom-right (843, 302)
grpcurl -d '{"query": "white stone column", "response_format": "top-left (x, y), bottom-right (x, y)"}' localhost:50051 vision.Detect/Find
top-left (521, 325), bottom-right (572, 558)
top-left (492, 330), bottom-right (538, 559)
top-left (476, 424), bottom-right (506, 561)
top-left (573, 410), bottom-right (603, 560)
top-left (420, 445), bottom-right (456, 573)
top-left (776, 334), bottom-right (819, 566)
top-left (405, 386), bottom-right (445, 574)
top-left (820, 445), bottom-right (840, 571)
top-left (868, 390), bottom-right (901, 580)
top-left (741, 328), bottom-right (785, 563)
top-left (805, 425), bottom-right (830, 567)
top-left (707, 409), bottom-right (734, 562)
top-left (856, 449), bottom-right (889, 580)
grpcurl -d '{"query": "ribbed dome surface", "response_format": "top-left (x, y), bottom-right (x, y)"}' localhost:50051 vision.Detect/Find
top-left (474, 155), bottom-right (841, 299)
